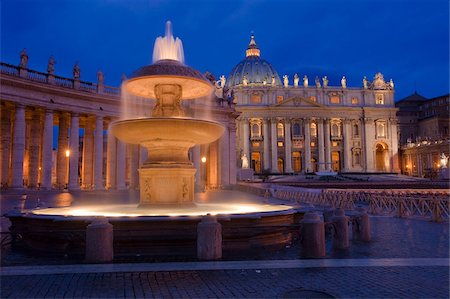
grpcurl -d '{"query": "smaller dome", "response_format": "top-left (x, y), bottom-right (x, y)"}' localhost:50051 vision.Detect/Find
top-left (225, 35), bottom-right (282, 88)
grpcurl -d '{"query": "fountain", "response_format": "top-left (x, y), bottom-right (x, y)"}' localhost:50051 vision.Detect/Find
top-left (6, 22), bottom-right (300, 259)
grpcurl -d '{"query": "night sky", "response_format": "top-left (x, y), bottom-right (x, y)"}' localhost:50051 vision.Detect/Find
top-left (1, 0), bottom-right (448, 101)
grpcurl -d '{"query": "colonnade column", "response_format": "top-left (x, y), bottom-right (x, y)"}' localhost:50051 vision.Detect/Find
top-left (343, 119), bottom-right (351, 172)
top-left (129, 145), bottom-right (139, 189)
top-left (263, 118), bottom-right (270, 171)
top-left (28, 110), bottom-right (42, 188)
top-left (93, 116), bottom-right (104, 189)
top-left (68, 113), bottom-right (80, 190)
top-left (41, 110), bottom-right (53, 189)
top-left (0, 107), bottom-right (11, 186)
top-left (11, 104), bottom-right (25, 188)
top-left (242, 118), bottom-right (250, 162)
top-left (284, 119), bottom-right (293, 173)
top-left (193, 145), bottom-right (201, 188)
top-left (106, 129), bottom-right (117, 189)
top-left (317, 118), bottom-right (325, 171)
top-left (82, 118), bottom-right (94, 189)
top-left (228, 123), bottom-right (237, 184)
top-left (270, 118), bottom-right (279, 173)
top-left (56, 112), bottom-right (69, 188)
top-left (324, 118), bottom-right (331, 171)
top-left (219, 126), bottom-right (230, 186)
top-left (116, 140), bottom-right (126, 190)
top-left (304, 119), bottom-right (311, 173)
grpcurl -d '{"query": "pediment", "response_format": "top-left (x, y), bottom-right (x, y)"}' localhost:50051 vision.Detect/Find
top-left (273, 96), bottom-right (323, 108)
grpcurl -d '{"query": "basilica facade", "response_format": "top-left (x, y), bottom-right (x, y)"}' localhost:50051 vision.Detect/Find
top-left (221, 36), bottom-right (400, 174)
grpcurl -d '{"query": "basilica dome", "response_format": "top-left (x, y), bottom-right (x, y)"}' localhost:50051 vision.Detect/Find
top-left (225, 35), bottom-right (282, 88)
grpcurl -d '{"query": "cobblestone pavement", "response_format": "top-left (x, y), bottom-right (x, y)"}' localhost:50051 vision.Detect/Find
top-left (1, 264), bottom-right (448, 298)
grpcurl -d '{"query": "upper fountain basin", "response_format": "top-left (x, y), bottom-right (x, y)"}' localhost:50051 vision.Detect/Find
top-left (111, 117), bottom-right (225, 145)
top-left (124, 60), bottom-right (212, 99)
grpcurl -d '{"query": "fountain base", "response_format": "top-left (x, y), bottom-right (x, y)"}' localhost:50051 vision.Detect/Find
top-left (139, 167), bottom-right (196, 205)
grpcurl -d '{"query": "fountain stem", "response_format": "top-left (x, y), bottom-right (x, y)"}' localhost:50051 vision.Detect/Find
top-left (153, 84), bottom-right (184, 117)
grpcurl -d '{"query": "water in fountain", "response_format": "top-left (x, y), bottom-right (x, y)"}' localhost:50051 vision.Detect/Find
top-left (152, 21), bottom-right (184, 64)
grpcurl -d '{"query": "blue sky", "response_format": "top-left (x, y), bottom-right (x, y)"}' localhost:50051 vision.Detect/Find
top-left (1, 0), bottom-right (448, 100)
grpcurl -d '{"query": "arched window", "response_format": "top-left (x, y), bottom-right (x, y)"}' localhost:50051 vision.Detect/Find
top-left (293, 123), bottom-right (301, 136)
top-left (277, 122), bottom-right (284, 138)
top-left (310, 123), bottom-right (317, 137)
top-left (353, 124), bottom-right (359, 136)
top-left (377, 122), bottom-right (386, 138)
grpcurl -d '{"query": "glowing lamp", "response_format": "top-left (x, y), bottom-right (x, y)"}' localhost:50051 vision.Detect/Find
top-left (65, 150), bottom-right (70, 157)
top-left (201, 156), bottom-right (207, 163)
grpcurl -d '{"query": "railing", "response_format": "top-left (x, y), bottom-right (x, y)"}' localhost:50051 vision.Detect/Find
top-left (54, 75), bottom-right (74, 88)
top-left (27, 69), bottom-right (48, 83)
top-left (103, 85), bottom-right (121, 95)
top-left (79, 80), bottom-right (97, 93)
top-left (0, 62), bottom-right (20, 76)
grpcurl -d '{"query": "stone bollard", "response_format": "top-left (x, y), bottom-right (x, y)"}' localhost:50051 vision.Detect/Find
top-left (353, 207), bottom-right (371, 242)
top-left (331, 208), bottom-right (350, 249)
top-left (85, 217), bottom-right (113, 263)
top-left (197, 214), bottom-right (222, 260)
top-left (300, 212), bottom-right (325, 258)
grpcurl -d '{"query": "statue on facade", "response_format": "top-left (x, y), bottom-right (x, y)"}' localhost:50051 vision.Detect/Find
top-left (242, 75), bottom-right (248, 86)
top-left (283, 75), bottom-right (289, 87)
top-left (97, 70), bottom-right (104, 84)
top-left (303, 75), bottom-right (308, 87)
top-left (241, 154), bottom-right (249, 169)
top-left (220, 75), bottom-right (226, 88)
top-left (389, 79), bottom-right (394, 89)
top-left (363, 76), bottom-right (368, 89)
top-left (73, 62), bottom-right (81, 79)
top-left (19, 48), bottom-right (28, 68)
top-left (315, 76), bottom-right (321, 88)
top-left (271, 76), bottom-right (275, 85)
top-left (322, 76), bottom-right (328, 88)
top-left (440, 153), bottom-right (448, 169)
top-left (293, 73), bottom-right (299, 87)
top-left (341, 76), bottom-right (347, 89)
top-left (47, 55), bottom-right (56, 75)
top-left (262, 78), bottom-right (267, 85)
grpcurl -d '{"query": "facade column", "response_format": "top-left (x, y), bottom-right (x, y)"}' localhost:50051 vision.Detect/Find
top-left (11, 104), bottom-right (25, 188)
top-left (270, 118), bottom-right (279, 173)
top-left (228, 123), bottom-right (237, 184)
top-left (28, 109), bottom-right (42, 188)
top-left (219, 126), bottom-right (230, 186)
top-left (106, 129), bottom-right (117, 189)
top-left (363, 117), bottom-right (375, 172)
top-left (317, 118), bottom-right (325, 171)
top-left (93, 116), bottom-right (104, 189)
top-left (41, 110), bottom-right (53, 190)
top-left (56, 112), bottom-right (69, 188)
top-left (324, 118), bottom-right (332, 171)
top-left (116, 140), bottom-right (126, 190)
top-left (304, 118), bottom-right (311, 173)
top-left (208, 140), bottom-right (219, 188)
top-left (193, 145), bottom-right (201, 188)
top-left (242, 118), bottom-right (250, 163)
top-left (82, 117), bottom-right (94, 189)
top-left (129, 144), bottom-right (139, 189)
top-left (343, 119), bottom-right (351, 172)
top-left (68, 113), bottom-right (80, 190)
top-left (263, 118), bottom-right (270, 171)
top-left (284, 118), bottom-right (293, 173)
top-left (1, 106), bottom-right (12, 187)
top-left (390, 119), bottom-right (400, 173)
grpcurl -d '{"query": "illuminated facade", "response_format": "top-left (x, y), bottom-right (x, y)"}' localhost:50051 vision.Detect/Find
top-left (219, 36), bottom-right (400, 174)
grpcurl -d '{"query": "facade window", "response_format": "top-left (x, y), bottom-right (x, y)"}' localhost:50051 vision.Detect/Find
top-left (277, 95), bottom-right (284, 104)
top-left (277, 141), bottom-right (284, 147)
top-left (292, 123), bottom-right (301, 136)
top-left (251, 123), bottom-right (261, 138)
top-left (309, 96), bottom-right (317, 102)
top-left (310, 122), bottom-right (317, 137)
top-left (331, 123), bottom-right (339, 137)
top-left (277, 122), bottom-right (284, 138)
top-left (251, 94), bottom-right (262, 104)
top-left (330, 95), bottom-right (340, 104)
top-left (375, 94), bottom-right (384, 105)
top-left (376, 121), bottom-right (386, 138)
top-left (353, 124), bottom-right (359, 136)
top-left (351, 97), bottom-right (359, 105)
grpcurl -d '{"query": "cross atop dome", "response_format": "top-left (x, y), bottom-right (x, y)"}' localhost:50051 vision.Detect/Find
top-left (246, 34), bottom-right (260, 57)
